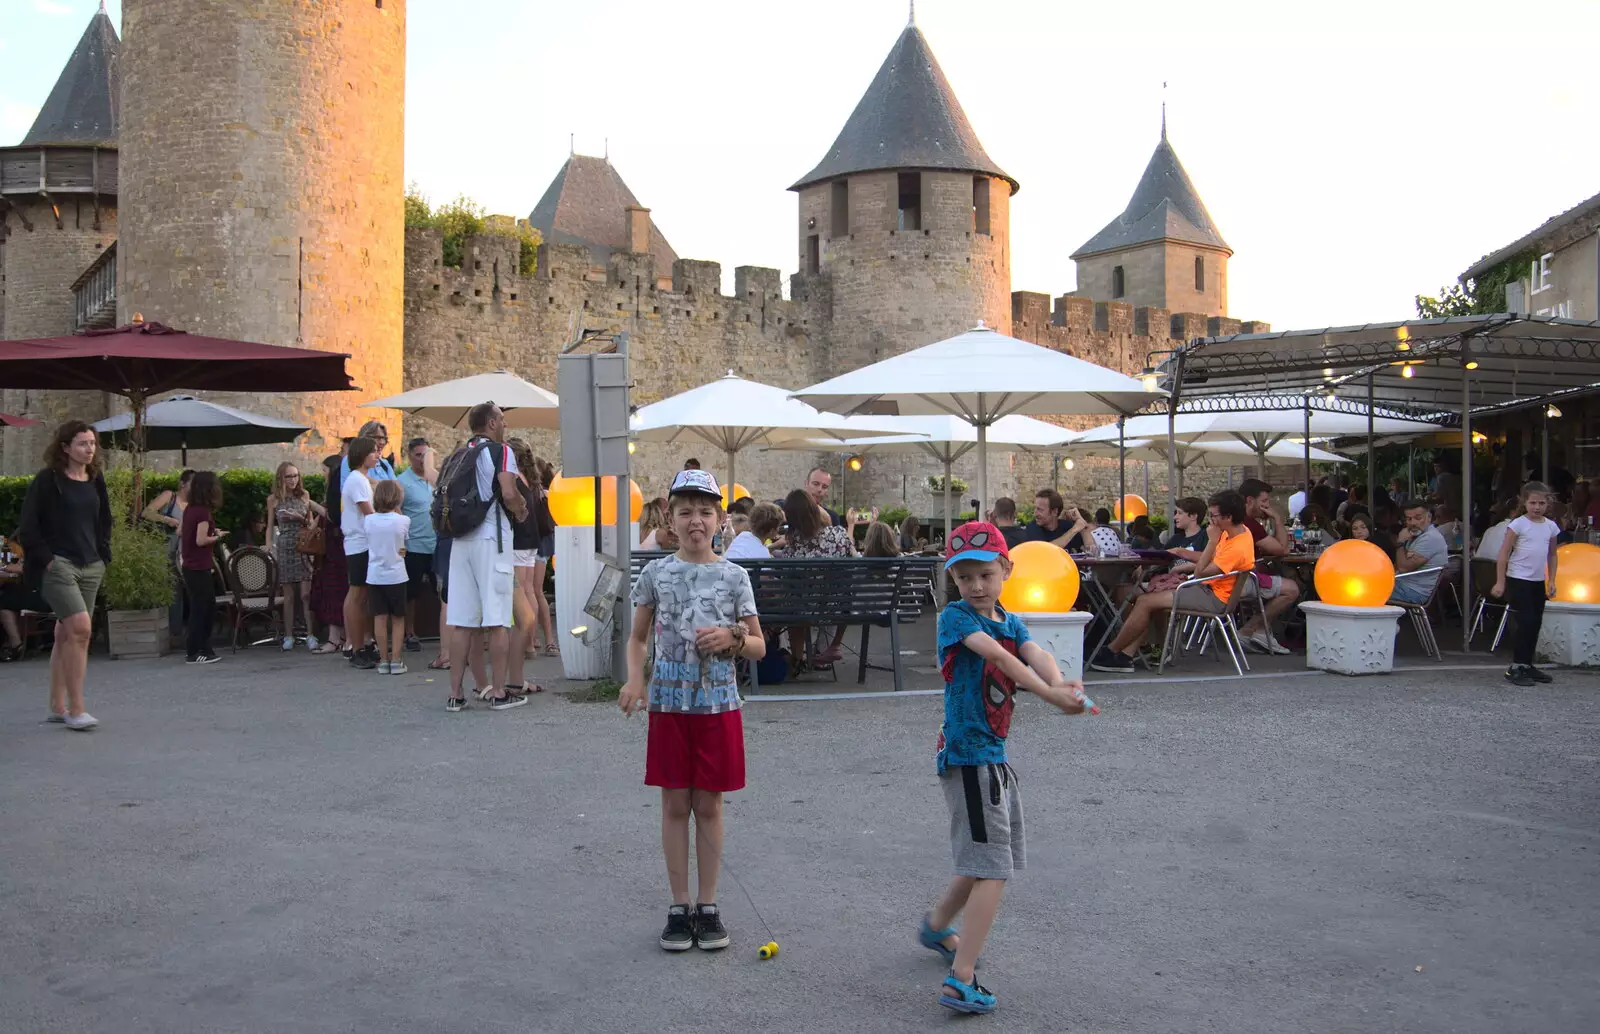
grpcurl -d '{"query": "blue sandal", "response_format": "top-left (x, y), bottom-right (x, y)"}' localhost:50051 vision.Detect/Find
top-left (940, 971), bottom-right (997, 1014)
top-left (918, 915), bottom-right (958, 963)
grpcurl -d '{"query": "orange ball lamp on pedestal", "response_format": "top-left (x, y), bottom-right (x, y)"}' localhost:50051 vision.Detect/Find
top-left (998, 541), bottom-right (1081, 613)
top-left (720, 483), bottom-right (751, 508)
top-left (1312, 538), bottom-right (1395, 607)
top-left (547, 473), bottom-right (644, 526)
top-left (1113, 494), bottom-right (1148, 521)
top-left (1552, 542), bottom-right (1600, 602)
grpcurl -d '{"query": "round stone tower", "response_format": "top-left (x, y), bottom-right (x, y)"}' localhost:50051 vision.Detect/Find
top-left (118, 0), bottom-right (406, 469)
top-left (0, 6), bottom-right (121, 473)
top-left (791, 19), bottom-right (1015, 372)
top-left (790, 19), bottom-right (1017, 510)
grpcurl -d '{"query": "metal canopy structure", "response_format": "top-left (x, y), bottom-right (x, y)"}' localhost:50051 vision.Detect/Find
top-left (1151, 314), bottom-right (1600, 411)
top-left (1148, 312), bottom-right (1600, 653)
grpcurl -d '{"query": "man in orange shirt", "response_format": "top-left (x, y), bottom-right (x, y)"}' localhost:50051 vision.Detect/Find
top-left (1090, 491), bottom-right (1256, 673)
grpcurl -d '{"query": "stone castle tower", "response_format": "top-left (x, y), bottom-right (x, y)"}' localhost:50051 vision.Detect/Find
top-left (116, 0), bottom-right (407, 466)
top-left (0, 5), bottom-right (120, 471)
top-left (790, 20), bottom-right (1015, 370)
top-left (1069, 117), bottom-right (1232, 318)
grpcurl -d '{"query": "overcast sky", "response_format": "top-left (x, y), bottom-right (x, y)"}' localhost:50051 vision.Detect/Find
top-left (5, 0), bottom-right (1598, 329)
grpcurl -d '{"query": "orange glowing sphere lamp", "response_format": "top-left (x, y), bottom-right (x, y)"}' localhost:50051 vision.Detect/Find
top-left (720, 483), bottom-right (751, 508)
top-left (998, 541), bottom-right (1081, 613)
top-left (1313, 538), bottom-right (1396, 608)
top-left (547, 473), bottom-right (644, 526)
top-left (1113, 494), bottom-right (1148, 521)
top-left (1552, 542), bottom-right (1600, 603)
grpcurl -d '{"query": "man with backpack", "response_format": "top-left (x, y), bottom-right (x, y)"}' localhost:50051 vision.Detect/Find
top-left (433, 402), bottom-right (529, 713)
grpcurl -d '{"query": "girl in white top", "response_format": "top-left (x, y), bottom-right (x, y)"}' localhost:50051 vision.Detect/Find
top-left (1493, 481), bottom-right (1561, 687)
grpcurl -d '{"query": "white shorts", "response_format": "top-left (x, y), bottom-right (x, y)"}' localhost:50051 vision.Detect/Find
top-left (513, 548), bottom-right (539, 568)
top-left (446, 537), bottom-right (516, 629)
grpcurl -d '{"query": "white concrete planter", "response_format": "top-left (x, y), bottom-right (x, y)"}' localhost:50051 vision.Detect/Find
top-left (1536, 601), bottom-right (1600, 667)
top-left (1017, 611), bottom-right (1093, 682)
top-left (1300, 601), bottom-right (1403, 675)
top-left (554, 524), bottom-right (637, 680)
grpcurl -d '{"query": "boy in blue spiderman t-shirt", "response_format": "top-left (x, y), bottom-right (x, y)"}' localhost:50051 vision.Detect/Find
top-left (917, 520), bottom-right (1090, 1015)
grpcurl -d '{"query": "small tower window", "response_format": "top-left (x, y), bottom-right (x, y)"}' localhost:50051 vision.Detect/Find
top-left (806, 234), bottom-right (820, 275)
top-left (897, 173), bottom-right (921, 232)
top-left (1194, 255), bottom-right (1205, 291)
top-left (830, 180), bottom-right (849, 238)
top-left (972, 177), bottom-right (991, 236)
top-left (1112, 265), bottom-right (1126, 299)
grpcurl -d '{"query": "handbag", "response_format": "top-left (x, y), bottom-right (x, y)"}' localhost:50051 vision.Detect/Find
top-left (296, 516), bottom-right (326, 557)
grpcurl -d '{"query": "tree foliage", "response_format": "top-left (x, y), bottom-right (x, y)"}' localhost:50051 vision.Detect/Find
top-left (1415, 251), bottom-right (1538, 320)
top-left (404, 185), bottom-right (541, 275)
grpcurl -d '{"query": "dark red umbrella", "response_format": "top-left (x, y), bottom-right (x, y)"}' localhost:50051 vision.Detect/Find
top-left (0, 321), bottom-right (357, 506)
top-left (0, 413), bottom-right (42, 427)
top-left (0, 321), bottom-right (357, 395)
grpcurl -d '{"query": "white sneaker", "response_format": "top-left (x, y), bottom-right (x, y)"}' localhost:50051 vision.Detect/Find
top-left (306, 635), bottom-right (320, 652)
top-left (389, 661), bottom-right (408, 675)
top-left (1244, 632), bottom-right (1272, 654)
top-left (281, 636), bottom-right (295, 651)
top-left (63, 712), bottom-right (99, 731)
top-left (376, 660), bottom-right (393, 675)
top-left (1265, 632), bottom-right (1291, 656)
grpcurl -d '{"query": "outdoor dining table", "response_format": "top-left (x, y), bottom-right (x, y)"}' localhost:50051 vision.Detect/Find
top-left (1075, 553), bottom-right (1175, 660)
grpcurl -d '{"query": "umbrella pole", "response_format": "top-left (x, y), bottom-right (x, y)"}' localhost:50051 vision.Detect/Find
top-left (1117, 415), bottom-right (1127, 533)
top-left (727, 448), bottom-right (736, 516)
top-left (1407, 445), bottom-right (1414, 499)
top-left (976, 405), bottom-right (989, 522)
top-left (1542, 407), bottom-right (1550, 490)
top-left (1303, 396), bottom-right (1312, 507)
top-left (1166, 401), bottom-right (1178, 515)
top-left (943, 457), bottom-right (953, 545)
top-left (1367, 372), bottom-right (1376, 511)
top-left (1462, 360), bottom-right (1473, 653)
top-left (131, 391), bottom-right (148, 516)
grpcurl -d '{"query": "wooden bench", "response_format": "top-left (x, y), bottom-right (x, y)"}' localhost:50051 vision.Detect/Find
top-left (628, 552), bottom-right (938, 692)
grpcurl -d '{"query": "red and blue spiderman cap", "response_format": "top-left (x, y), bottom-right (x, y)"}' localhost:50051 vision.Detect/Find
top-left (944, 520), bottom-right (1011, 570)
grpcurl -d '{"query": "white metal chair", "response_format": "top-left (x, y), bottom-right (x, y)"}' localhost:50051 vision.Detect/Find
top-left (1391, 565), bottom-right (1445, 660)
top-left (1159, 569), bottom-right (1257, 677)
top-left (1467, 558), bottom-right (1511, 650)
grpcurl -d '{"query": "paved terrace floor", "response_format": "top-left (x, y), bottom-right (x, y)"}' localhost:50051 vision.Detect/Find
top-left (2, 618), bottom-right (1597, 1033)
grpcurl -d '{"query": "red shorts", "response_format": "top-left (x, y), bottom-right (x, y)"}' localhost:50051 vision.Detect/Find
top-left (645, 710), bottom-right (746, 792)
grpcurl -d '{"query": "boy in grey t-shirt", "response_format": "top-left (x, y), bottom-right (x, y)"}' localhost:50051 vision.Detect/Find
top-left (621, 470), bottom-right (765, 953)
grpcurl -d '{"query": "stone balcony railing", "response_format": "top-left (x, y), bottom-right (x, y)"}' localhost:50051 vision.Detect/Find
top-left (71, 240), bottom-right (116, 330)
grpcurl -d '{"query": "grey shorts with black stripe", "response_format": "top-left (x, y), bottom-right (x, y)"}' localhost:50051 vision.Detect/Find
top-left (941, 763), bottom-right (1025, 880)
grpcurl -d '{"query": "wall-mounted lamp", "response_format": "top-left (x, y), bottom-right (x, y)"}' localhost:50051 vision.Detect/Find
top-left (1547, 404), bottom-right (1563, 419)
top-left (847, 455), bottom-right (863, 472)
top-left (1139, 366), bottom-right (1160, 392)
top-left (1062, 457), bottom-right (1075, 470)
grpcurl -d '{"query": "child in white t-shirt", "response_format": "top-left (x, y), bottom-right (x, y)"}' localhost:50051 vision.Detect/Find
top-left (1492, 481), bottom-right (1561, 687)
top-left (364, 480), bottom-right (412, 675)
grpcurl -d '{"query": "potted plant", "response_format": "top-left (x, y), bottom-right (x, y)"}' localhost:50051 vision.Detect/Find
top-left (101, 470), bottom-right (176, 659)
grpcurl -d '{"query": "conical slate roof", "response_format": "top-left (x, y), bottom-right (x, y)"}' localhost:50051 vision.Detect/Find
top-left (528, 154), bottom-right (679, 272)
top-left (790, 25), bottom-right (1016, 194)
top-left (1071, 131), bottom-right (1229, 259)
top-left (21, 5), bottom-right (120, 147)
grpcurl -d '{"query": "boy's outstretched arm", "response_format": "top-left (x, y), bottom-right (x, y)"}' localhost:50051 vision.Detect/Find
top-left (961, 630), bottom-right (1054, 695)
top-left (1019, 640), bottom-right (1089, 714)
top-left (620, 603), bottom-right (653, 715)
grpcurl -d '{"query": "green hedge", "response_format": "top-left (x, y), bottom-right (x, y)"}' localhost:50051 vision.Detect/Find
top-left (0, 468), bottom-right (328, 536)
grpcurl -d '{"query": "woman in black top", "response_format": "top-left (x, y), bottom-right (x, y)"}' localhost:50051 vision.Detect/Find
top-left (18, 420), bottom-right (113, 730)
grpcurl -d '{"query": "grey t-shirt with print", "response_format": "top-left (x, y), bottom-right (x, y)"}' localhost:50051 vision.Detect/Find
top-left (631, 554), bottom-right (758, 714)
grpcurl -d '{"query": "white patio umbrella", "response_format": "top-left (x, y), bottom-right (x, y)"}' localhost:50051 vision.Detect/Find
top-left (767, 413), bottom-right (1076, 540)
top-left (363, 369), bottom-right (559, 429)
top-left (94, 394), bottom-right (309, 464)
top-left (793, 324), bottom-right (1165, 515)
top-left (630, 372), bottom-right (913, 496)
top-left (1067, 437), bottom-right (1350, 467)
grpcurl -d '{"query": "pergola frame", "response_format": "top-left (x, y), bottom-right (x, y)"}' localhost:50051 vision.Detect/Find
top-left (1146, 313), bottom-right (1600, 653)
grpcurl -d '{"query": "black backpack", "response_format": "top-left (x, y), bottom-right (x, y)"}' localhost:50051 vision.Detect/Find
top-left (431, 438), bottom-right (504, 539)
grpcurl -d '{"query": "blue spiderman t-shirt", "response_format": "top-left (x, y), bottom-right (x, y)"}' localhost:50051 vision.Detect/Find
top-left (935, 599), bottom-right (1032, 775)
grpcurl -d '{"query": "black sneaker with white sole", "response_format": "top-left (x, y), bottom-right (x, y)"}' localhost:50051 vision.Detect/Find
top-left (445, 697), bottom-right (468, 712)
top-left (1089, 647), bottom-right (1134, 673)
top-left (487, 692), bottom-right (528, 711)
top-left (186, 653), bottom-right (221, 665)
top-left (1526, 665), bottom-right (1553, 684)
top-left (660, 904), bottom-right (695, 951)
top-left (1505, 665), bottom-right (1536, 687)
top-left (693, 903), bottom-right (730, 950)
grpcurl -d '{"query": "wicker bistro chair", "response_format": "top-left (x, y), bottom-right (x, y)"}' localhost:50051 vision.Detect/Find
top-left (1158, 569), bottom-right (1258, 677)
top-left (1467, 557), bottom-right (1512, 651)
top-left (224, 546), bottom-right (282, 651)
top-left (1391, 565), bottom-right (1446, 660)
